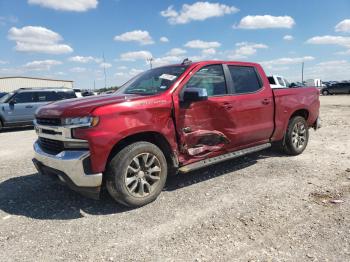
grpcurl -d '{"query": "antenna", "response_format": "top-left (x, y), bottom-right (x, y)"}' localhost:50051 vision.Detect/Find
top-left (103, 52), bottom-right (107, 88)
top-left (147, 57), bottom-right (153, 69)
top-left (301, 62), bottom-right (304, 84)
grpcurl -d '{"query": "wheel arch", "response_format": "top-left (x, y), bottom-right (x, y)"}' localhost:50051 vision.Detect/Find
top-left (290, 109), bottom-right (309, 121)
top-left (107, 131), bottom-right (178, 174)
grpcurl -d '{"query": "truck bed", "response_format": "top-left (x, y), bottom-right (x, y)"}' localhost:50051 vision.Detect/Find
top-left (272, 87), bottom-right (320, 141)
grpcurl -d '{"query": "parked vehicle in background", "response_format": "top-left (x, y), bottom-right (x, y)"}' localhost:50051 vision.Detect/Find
top-left (268, 75), bottom-right (290, 88)
top-left (289, 82), bottom-right (305, 88)
top-left (321, 82), bottom-right (350, 95)
top-left (73, 88), bottom-right (83, 98)
top-left (81, 90), bottom-right (96, 97)
top-left (0, 92), bottom-right (8, 98)
top-left (305, 79), bottom-right (324, 88)
top-left (0, 88), bottom-right (76, 130)
top-left (33, 60), bottom-right (320, 207)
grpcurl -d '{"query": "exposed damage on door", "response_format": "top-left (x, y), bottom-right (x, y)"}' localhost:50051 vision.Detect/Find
top-left (182, 130), bottom-right (230, 156)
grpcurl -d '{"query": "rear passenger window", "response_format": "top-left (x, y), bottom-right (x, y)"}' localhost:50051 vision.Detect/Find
top-left (185, 65), bottom-right (227, 96)
top-left (36, 91), bottom-right (58, 102)
top-left (228, 66), bottom-right (262, 94)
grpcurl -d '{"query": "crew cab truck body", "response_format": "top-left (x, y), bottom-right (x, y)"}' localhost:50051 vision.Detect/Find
top-left (33, 61), bottom-right (320, 207)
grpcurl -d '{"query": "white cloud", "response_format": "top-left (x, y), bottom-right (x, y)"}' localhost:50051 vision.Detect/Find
top-left (117, 66), bottom-right (128, 70)
top-left (306, 35), bottom-right (350, 48)
top-left (283, 35), bottom-right (294, 41)
top-left (185, 40), bottom-right (221, 49)
top-left (119, 50), bottom-right (153, 61)
top-left (161, 2), bottom-right (239, 24)
top-left (130, 68), bottom-right (144, 76)
top-left (153, 56), bottom-right (183, 67)
top-left (99, 62), bottom-right (112, 69)
top-left (336, 49), bottom-right (350, 55)
top-left (8, 26), bottom-right (73, 54)
top-left (166, 48), bottom-right (187, 56)
top-left (28, 0), bottom-right (98, 12)
top-left (201, 48), bottom-right (216, 56)
top-left (68, 55), bottom-right (101, 63)
top-left (114, 68), bottom-right (144, 80)
top-left (228, 42), bottom-right (268, 59)
top-left (23, 59), bottom-right (62, 71)
top-left (160, 36), bottom-right (169, 43)
top-left (236, 15), bottom-right (295, 29)
top-left (335, 19), bottom-right (350, 33)
top-left (70, 67), bottom-right (87, 73)
top-left (305, 60), bottom-right (350, 81)
top-left (0, 16), bottom-right (18, 26)
top-left (260, 56), bottom-right (315, 68)
top-left (114, 30), bottom-right (154, 45)
top-left (0, 60), bottom-right (8, 65)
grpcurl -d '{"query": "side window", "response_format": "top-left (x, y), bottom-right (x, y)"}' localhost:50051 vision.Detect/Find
top-left (58, 91), bottom-right (76, 100)
top-left (185, 64), bottom-right (227, 96)
top-left (13, 92), bottom-right (35, 103)
top-left (277, 77), bottom-right (285, 86)
top-left (268, 77), bottom-right (276, 85)
top-left (36, 91), bottom-right (58, 102)
top-left (228, 66), bottom-right (262, 94)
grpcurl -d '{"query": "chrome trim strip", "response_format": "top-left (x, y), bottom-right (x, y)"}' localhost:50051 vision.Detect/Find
top-left (33, 141), bottom-right (102, 187)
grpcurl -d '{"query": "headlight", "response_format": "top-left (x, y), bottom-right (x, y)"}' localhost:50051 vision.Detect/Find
top-left (62, 116), bottom-right (99, 127)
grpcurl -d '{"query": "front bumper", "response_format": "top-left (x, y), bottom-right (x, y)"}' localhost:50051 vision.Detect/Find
top-left (33, 141), bottom-right (103, 199)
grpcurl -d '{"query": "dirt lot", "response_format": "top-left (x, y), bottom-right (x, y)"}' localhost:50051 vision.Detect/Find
top-left (0, 95), bottom-right (349, 261)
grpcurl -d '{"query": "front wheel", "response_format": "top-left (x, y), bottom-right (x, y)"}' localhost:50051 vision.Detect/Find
top-left (106, 142), bottom-right (167, 207)
top-left (282, 116), bottom-right (309, 155)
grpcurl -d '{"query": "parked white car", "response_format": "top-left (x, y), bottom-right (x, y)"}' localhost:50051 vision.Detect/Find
top-left (268, 75), bottom-right (290, 89)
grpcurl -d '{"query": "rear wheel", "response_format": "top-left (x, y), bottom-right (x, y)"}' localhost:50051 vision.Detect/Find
top-left (282, 116), bottom-right (309, 155)
top-left (106, 142), bottom-right (167, 207)
top-left (322, 90), bottom-right (329, 96)
top-left (0, 120), bottom-right (3, 132)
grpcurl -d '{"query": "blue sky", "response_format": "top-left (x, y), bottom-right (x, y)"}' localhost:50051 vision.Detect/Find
top-left (0, 0), bottom-right (350, 89)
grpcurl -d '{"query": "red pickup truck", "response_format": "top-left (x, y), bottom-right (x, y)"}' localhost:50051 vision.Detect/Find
top-left (32, 60), bottom-right (320, 207)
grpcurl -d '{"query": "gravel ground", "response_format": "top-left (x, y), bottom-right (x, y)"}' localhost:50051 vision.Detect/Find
top-left (0, 95), bottom-right (349, 261)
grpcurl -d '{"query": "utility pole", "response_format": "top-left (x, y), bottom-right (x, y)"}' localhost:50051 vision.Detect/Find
top-left (147, 57), bottom-right (153, 69)
top-left (103, 52), bottom-right (107, 88)
top-left (301, 62), bottom-right (304, 84)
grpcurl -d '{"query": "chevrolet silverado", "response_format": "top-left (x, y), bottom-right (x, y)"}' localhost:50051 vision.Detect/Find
top-left (32, 60), bottom-right (320, 207)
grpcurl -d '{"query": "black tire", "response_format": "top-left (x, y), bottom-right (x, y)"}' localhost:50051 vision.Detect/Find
top-left (0, 120), bottom-right (3, 132)
top-left (106, 141), bottom-right (167, 207)
top-left (281, 116), bottom-right (309, 155)
top-left (322, 90), bottom-right (329, 96)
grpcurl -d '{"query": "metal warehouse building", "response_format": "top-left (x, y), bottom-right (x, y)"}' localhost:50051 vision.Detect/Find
top-left (0, 76), bottom-right (74, 92)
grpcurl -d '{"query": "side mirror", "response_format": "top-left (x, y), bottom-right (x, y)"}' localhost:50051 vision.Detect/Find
top-left (183, 88), bottom-right (208, 102)
top-left (9, 99), bottom-right (16, 105)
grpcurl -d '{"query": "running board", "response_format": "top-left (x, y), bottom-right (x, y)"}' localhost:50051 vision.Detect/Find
top-left (179, 143), bottom-right (271, 173)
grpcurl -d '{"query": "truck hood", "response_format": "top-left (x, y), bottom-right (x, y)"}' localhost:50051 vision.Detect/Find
top-left (36, 94), bottom-right (141, 118)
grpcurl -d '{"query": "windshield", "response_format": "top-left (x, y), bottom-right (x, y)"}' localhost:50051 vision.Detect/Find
top-left (116, 65), bottom-right (188, 96)
top-left (0, 92), bottom-right (13, 103)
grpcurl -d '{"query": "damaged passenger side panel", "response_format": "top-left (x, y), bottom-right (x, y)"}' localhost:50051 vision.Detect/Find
top-left (182, 130), bottom-right (230, 157)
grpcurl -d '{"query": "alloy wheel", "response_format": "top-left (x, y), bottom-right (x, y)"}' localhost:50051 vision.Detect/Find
top-left (291, 122), bottom-right (307, 149)
top-left (125, 153), bottom-right (162, 197)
